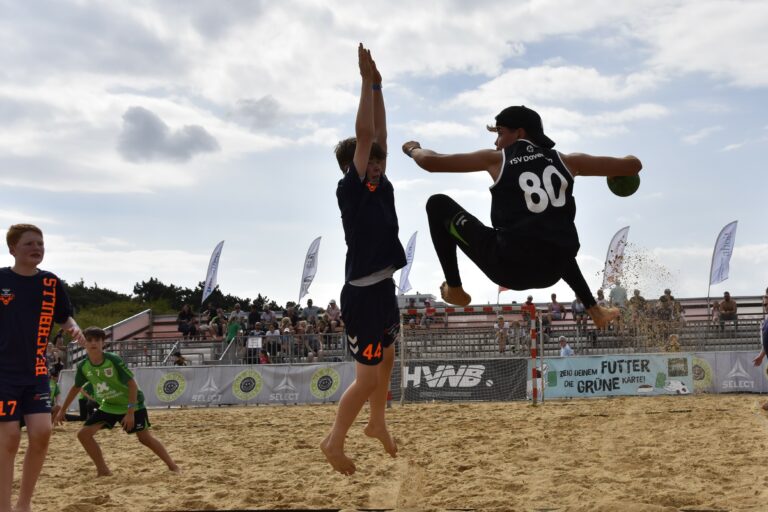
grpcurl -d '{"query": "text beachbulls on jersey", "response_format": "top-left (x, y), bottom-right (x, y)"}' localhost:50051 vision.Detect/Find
top-left (490, 139), bottom-right (580, 255)
top-left (75, 352), bottom-right (145, 414)
top-left (337, 164), bottom-right (407, 282)
top-left (0, 267), bottom-right (73, 385)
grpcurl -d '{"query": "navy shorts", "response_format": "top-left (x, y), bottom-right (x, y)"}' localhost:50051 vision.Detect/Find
top-left (84, 407), bottom-right (151, 434)
top-left (0, 380), bottom-right (52, 422)
top-left (340, 278), bottom-right (400, 366)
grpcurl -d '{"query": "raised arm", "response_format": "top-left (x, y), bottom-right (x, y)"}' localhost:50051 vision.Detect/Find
top-left (561, 153), bottom-right (642, 177)
top-left (371, 56), bottom-right (386, 155)
top-left (352, 44), bottom-right (375, 179)
top-left (402, 141), bottom-right (503, 180)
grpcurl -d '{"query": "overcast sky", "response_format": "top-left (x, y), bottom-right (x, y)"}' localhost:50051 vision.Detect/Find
top-left (2, 0), bottom-right (767, 309)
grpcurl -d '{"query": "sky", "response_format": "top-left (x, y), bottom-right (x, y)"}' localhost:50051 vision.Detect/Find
top-left (1, 0), bottom-right (767, 309)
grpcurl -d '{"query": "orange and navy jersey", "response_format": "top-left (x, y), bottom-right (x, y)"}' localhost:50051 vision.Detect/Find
top-left (337, 163), bottom-right (407, 283)
top-left (0, 267), bottom-right (74, 385)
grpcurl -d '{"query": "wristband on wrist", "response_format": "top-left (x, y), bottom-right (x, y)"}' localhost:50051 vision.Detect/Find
top-left (126, 403), bottom-right (136, 409)
top-left (407, 146), bottom-right (419, 158)
top-left (372, 83), bottom-right (382, 91)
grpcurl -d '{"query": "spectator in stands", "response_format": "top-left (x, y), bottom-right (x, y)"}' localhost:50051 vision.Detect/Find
top-left (230, 303), bottom-right (247, 323)
top-left (264, 321), bottom-right (281, 356)
top-left (420, 299), bottom-right (435, 329)
top-left (304, 322), bottom-right (323, 362)
top-left (571, 297), bottom-right (588, 335)
top-left (284, 305), bottom-right (300, 327)
top-left (209, 307), bottom-right (227, 341)
top-left (596, 289), bottom-right (608, 307)
top-left (718, 291), bottom-right (738, 331)
top-left (657, 289), bottom-right (674, 320)
top-left (609, 280), bottom-right (628, 334)
top-left (258, 348), bottom-right (271, 364)
top-left (250, 321), bottom-right (265, 335)
top-left (542, 293), bottom-right (565, 335)
top-left (176, 304), bottom-right (198, 339)
top-left (559, 336), bottom-right (574, 356)
top-left (326, 299), bottom-right (341, 324)
top-left (172, 351), bottom-right (189, 366)
top-left (260, 306), bottom-right (276, 326)
top-left (547, 293), bottom-right (566, 321)
top-left (628, 289), bottom-right (647, 333)
top-left (280, 317), bottom-right (293, 355)
top-left (247, 304), bottom-right (261, 331)
top-left (519, 296), bottom-right (537, 348)
top-left (665, 334), bottom-right (680, 352)
top-left (762, 286), bottom-right (768, 319)
top-left (494, 315), bottom-right (510, 354)
top-left (302, 299), bottom-right (321, 323)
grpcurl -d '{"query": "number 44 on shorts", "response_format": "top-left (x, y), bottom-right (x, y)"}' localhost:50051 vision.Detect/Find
top-left (362, 342), bottom-right (382, 361)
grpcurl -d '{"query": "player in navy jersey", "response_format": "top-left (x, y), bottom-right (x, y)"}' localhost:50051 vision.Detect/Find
top-left (402, 105), bottom-right (642, 329)
top-left (321, 44), bottom-right (405, 476)
top-left (0, 224), bottom-right (84, 512)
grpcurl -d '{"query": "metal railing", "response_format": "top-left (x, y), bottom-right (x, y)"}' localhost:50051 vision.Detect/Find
top-left (400, 318), bottom-right (763, 360)
top-left (66, 332), bottom-right (351, 368)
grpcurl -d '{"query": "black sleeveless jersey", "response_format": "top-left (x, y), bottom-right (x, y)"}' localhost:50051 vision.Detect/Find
top-left (490, 139), bottom-right (580, 255)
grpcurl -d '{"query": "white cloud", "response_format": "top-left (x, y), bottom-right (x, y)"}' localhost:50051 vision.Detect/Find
top-left (0, 210), bottom-right (58, 225)
top-left (639, 1), bottom-right (768, 87)
top-left (682, 126), bottom-right (722, 145)
top-left (722, 142), bottom-right (746, 152)
top-left (454, 66), bottom-right (663, 109)
top-left (396, 121), bottom-right (475, 139)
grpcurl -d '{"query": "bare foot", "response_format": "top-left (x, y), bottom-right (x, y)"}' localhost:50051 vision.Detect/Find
top-left (320, 436), bottom-right (356, 475)
top-left (762, 401), bottom-right (768, 411)
top-left (364, 423), bottom-right (398, 458)
top-left (586, 305), bottom-right (620, 330)
top-left (440, 282), bottom-right (471, 306)
top-left (96, 469), bottom-right (113, 477)
top-left (169, 464), bottom-right (182, 474)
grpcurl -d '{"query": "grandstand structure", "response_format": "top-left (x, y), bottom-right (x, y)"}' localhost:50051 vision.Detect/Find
top-left (398, 295), bottom-right (765, 360)
top-left (65, 295), bottom-right (765, 370)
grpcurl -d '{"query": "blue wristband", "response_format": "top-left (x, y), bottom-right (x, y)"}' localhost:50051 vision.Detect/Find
top-left (372, 83), bottom-right (382, 91)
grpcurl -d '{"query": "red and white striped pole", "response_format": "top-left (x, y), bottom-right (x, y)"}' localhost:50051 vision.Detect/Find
top-left (530, 317), bottom-right (538, 404)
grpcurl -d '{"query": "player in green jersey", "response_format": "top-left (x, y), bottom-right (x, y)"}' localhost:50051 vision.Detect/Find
top-left (54, 327), bottom-right (179, 476)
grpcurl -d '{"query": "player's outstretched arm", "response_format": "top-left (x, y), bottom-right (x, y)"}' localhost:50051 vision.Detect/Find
top-left (403, 141), bottom-right (502, 178)
top-left (561, 153), bottom-right (642, 177)
top-left (61, 317), bottom-right (85, 346)
top-left (371, 54), bottom-right (386, 155)
top-left (54, 386), bottom-right (81, 425)
top-left (352, 43), bottom-right (375, 179)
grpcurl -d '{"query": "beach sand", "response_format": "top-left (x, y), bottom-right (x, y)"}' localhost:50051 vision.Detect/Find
top-left (16, 394), bottom-right (768, 511)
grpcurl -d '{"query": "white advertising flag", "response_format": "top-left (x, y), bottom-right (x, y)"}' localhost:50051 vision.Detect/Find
top-left (201, 240), bottom-right (225, 305)
top-left (299, 236), bottom-right (322, 302)
top-left (601, 226), bottom-right (630, 289)
top-left (398, 231), bottom-right (418, 294)
top-left (709, 221), bottom-right (738, 285)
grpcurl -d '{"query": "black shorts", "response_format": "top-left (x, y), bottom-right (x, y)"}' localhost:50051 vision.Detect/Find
top-left (84, 407), bottom-right (151, 434)
top-left (340, 278), bottom-right (399, 366)
top-left (0, 380), bottom-right (51, 422)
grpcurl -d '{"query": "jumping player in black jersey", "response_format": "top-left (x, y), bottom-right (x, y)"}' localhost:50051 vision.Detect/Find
top-left (321, 44), bottom-right (406, 476)
top-left (0, 224), bottom-right (84, 512)
top-left (402, 105), bottom-right (642, 329)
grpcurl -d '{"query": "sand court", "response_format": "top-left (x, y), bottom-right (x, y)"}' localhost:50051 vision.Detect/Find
top-left (17, 394), bottom-right (768, 511)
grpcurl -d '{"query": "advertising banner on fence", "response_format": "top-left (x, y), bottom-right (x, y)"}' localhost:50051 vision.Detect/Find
top-left (59, 363), bottom-right (356, 409)
top-left (692, 351), bottom-right (768, 393)
top-left (529, 354), bottom-right (694, 399)
top-left (395, 359), bottom-right (528, 402)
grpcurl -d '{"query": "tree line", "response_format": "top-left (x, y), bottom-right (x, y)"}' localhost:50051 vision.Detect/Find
top-left (66, 278), bottom-right (282, 314)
